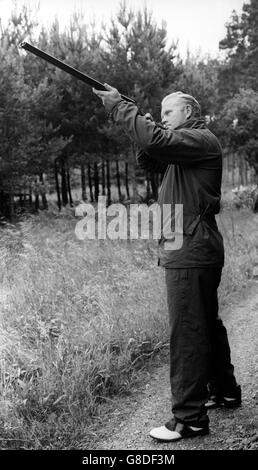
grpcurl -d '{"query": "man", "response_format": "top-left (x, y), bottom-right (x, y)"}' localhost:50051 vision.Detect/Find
top-left (93, 85), bottom-right (241, 442)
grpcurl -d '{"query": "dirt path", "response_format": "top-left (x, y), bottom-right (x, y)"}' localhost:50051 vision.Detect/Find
top-left (83, 280), bottom-right (258, 450)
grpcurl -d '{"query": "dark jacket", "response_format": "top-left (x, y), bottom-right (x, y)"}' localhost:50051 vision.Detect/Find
top-left (111, 101), bottom-right (224, 268)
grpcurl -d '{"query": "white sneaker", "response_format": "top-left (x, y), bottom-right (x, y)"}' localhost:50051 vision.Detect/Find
top-left (149, 425), bottom-right (182, 442)
top-left (149, 421), bottom-right (209, 442)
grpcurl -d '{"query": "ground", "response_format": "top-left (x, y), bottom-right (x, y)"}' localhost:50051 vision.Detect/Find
top-left (82, 280), bottom-right (258, 451)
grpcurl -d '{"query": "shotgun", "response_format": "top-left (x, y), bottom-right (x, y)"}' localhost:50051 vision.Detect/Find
top-left (18, 41), bottom-right (166, 129)
top-left (18, 41), bottom-right (135, 104)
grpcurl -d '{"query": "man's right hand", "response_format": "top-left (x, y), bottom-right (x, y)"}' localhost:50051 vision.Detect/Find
top-left (145, 113), bottom-right (154, 121)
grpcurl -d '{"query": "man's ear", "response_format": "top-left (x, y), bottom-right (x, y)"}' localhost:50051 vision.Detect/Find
top-left (186, 104), bottom-right (192, 119)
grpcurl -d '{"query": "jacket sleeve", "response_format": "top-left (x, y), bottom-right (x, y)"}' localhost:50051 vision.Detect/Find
top-left (111, 100), bottom-right (219, 165)
top-left (136, 148), bottom-right (168, 173)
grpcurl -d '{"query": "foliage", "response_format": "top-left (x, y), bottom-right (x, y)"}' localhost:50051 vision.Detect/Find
top-left (0, 215), bottom-right (167, 448)
top-left (219, 88), bottom-right (258, 177)
top-left (173, 53), bottom-right (220, 116)
top-left (232, 185), bottom-right (258, 211)
top-left (0, 1), bottom-right (38, 47)
top-left (0, 43), bottom-right (31, 191)
top-left (218, 0), bottom-right (258, 98)
top-left (98, 4), bottom-right (180, 149)
top-left (1, 0), bottom-right (258, 217)
top-left (0, 2), bottom-right (183, 217)
top-left (0, 206), bottom-right (257, 448)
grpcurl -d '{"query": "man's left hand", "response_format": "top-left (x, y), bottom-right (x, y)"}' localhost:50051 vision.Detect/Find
top-left (92, 83), bottom-right (122, 112)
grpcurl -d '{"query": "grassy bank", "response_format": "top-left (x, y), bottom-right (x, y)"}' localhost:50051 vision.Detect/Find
top-left (0, 206), bottom-right (257, 449)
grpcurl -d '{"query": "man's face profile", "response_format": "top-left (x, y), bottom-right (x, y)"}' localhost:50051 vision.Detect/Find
top-left (161, 97), bottom-right (190, 130)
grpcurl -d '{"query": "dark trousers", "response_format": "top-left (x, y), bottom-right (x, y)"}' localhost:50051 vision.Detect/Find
top-left (165, 267), bottom-right (237, 426)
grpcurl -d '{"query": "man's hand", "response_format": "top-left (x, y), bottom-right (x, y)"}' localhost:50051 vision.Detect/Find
top-left (92, 83), bottom-right (122, 112)
top-left (144, 113), bottom-right (154, 122)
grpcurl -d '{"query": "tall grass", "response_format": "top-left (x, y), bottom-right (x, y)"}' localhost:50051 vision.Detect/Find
top-left (217, 207), bottom-right (258, 304)
top-left (0, 206), bottom-right (257, 448)
top-left (0, 211), bottom-right (167, 448)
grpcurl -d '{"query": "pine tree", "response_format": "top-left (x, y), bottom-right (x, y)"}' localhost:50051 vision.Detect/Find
top-left (220, 88), bottom-right (258, 182)
top-left (173, 52), bottom-right (219, 117)
top-left (99, 3), bottom-right (180, 201)
top-left (218, 0), bottom-right (258, 98)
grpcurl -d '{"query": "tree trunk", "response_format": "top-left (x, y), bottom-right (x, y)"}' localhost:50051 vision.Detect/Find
top-left (131, 144), bottom-right (137, 203)
top-left (81, 163), bottom-right (87, 201)
top-left (54, 160), bottom-right (62, 211)
top-left (40, 172), bottom-right (48, 210)
top-left (254, 172), bottom-right (258, 212)
top-left (116, 160), bottom-right (122, 201)
top-left (19, 194), bottom-right (24, 209)
top-left (239, 154), bottom-right (244, 186)
top-left (35, 179), bottom-right (39, 212)
top-left (232, 153), bottom-right (235, 186)
top-left (243, 157), bottom-right (248, 186)
top-left (67, 168), bottom-right (73, 206)
top-left (106, 160), bottom-right (111, 205)
top-left (94, 162), bottom-right (99, 202)
top-left (61, 163), bottom-right (68, 206)
top-left (29, 185), bottom-right (33, 208)
top-left (146, 171), bottom-right (151, 201)
top-left (33, 176), bottom-right (39, 212)
top-left (254, 195), bottom-right (258, 213)
top-left (223, 154), bottom-right (228, 185)
top-left (9, 187), bottom-right (14, 220)
top-left (101, 159), bottom-right (106, 195)
top-left (0, 190), bottom-right (9, 218)
top-left (125, 161), bottom-right (130, 200)
top-left (88, 163), bottom-right (94, 202)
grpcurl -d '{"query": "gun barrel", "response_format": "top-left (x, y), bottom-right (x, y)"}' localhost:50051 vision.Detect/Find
top-left (19, 41), bottom-right (136, 104)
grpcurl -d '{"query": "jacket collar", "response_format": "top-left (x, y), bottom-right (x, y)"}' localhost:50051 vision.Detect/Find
top-left (175, 118), bottom-right (206, 130)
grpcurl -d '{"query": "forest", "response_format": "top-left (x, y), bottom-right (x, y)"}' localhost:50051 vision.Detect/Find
top-left (0, 1), bottom-right (258, 451)
top-left (0, 0), bottom-right (258, 219)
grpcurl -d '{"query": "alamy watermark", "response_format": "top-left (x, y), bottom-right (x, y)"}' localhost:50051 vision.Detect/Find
top-left (75, 196), bottom-right (183, 251)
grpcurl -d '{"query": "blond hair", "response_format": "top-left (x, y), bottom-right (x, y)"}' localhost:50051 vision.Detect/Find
top-left (162, 91), bottom-right (201, 118)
